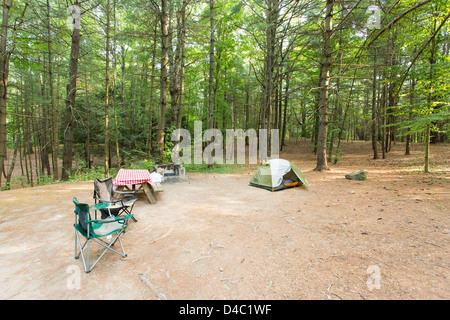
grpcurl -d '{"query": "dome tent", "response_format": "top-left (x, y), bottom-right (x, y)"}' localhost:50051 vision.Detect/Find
top-left (249, 159), bottom-right (308, 191)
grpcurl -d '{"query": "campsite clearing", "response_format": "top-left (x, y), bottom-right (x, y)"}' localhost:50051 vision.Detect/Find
top-left (0, 140), bottom-right (448, 300)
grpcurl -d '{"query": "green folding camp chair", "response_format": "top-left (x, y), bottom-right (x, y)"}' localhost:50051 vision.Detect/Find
top-left (73, 197), bottom-right (133, 273)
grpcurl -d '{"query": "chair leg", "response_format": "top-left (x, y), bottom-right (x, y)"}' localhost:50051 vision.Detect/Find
top-left (75, 231), bottom-right (91, 273)
top-left (74, 230), bottom-right (128, 273)
top-left (74, 230), bottom-right (78, 259)
top-left (130, 204), bottom-right (137, 222)
top-left (121, 205), bottom-right (137, 222)
top-left (86, 240), bottom-right (90, 273)
top-left (93, 231), bottom-right (127, 258)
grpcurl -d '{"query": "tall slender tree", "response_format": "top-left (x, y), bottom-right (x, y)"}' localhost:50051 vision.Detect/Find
top-left (46, 0), bottom-right (58, 180)
top-left (62, 1), bottom-right (81, 180)
top-left (157, 0), bottom-right (169, 164)
top-left (314, 0), bottom-right (334, 172)
top-left (104, 0), bottom-right (111, 176)
top-left (207, 0), bottom-right (215, 167)
top-left (0, 0), bottom-right (27, 186)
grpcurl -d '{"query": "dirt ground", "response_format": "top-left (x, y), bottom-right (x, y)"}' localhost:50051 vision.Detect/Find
top-left (0, 140), bottom-right (448, 300)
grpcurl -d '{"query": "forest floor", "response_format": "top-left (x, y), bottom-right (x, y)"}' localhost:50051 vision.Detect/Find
top-left (0, 139), bottom-right (448, 300)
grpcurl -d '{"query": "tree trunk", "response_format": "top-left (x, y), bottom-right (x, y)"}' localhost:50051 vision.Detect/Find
top-left (157, 0), bottom-right (169, 164)
top-left (104, 0), bottom-right (111, 176)
top-left (329, 38), bottom-right (342, 161)
top-left (169, 5), bottom-right (179, 127)
top-left (425, 18), bottom-right (437, 173)
top-left (0, 0), bottom-right (13, 186)
top-left (84, 69), bottom-right (91, 168)
top-left (176, 0), bottom-right (186, 131)
top-left (46, 0), bottom-right (58, 180)
top-left (280, 70), bottom-right (289, 150)
top-left (207, 0), bottom-right (215, 167)
top-left (380, 77), bottom-right (386, 160)
top-left (231, 77), bottom-right (235, 130)
top-left (405, 78), bottom-right (415, 155)
top-left (208, 0), bottom-right (215, 132)
top-left (314, 0), bottom-right (333, 172)
top-left (5, 133), bottom-right (18, 188)
top-left (371, 51), bottom-right (379, 159)
top-left (245, 64), bottom-right (251, 131)
top-left (55, 0), bottom-right (62, 176)
top-left (38, 54), bottom-right (51, 176)
top-left (261, 0), bottom-right (278, 161)
top-left (61, 2), bottom-right (81, 181)
top-left (112, 0), bottom-right (120, 168)
top-left (148, 17), bottom-right (158, 157)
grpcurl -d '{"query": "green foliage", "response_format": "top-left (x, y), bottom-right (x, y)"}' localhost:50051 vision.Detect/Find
top-left (163, 126), bottom-right (176, 164)
top-left (184, 163), bottom-right (253, 174)
top-left (124, 158), bottom-right (155, 171)
top-left (68, 167), bottom-right (119, 182)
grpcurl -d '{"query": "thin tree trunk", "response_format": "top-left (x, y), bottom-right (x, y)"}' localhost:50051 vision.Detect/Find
top-left (425, 18), bottom-right (437, 173)
top-left (245, 64), bottom-right (250, 131)
top-left (46, 0), bottom-right (58, 180)
top-left (262, 0), bottom-right (278, 160)
top-left (329, 39), bottom-right (342, 162)
top-left (405, 78), bottom-right (415, 155)
top-left (104, 0), bottom-right (111, 176)
top-left (371, 50), bottom-right (379, 159)
top-left (169, 5), bottom-right (179, 127)
top-left (148, 17), bottom-right (158, 157)
top-left (38, 54), bottom-right (51, 176)
top-left (61, 1), bottom-right (81, 181)
top-left (121, 46), bottom-right (126, 105)
top-left (208, 0), bottom-right (215, 131)
top-left (0, 0), bottom-right (27, 186)
top-left (84, 69), bottom-right (91, 168)
top-left (0, 0), bottom-right (12, 187)
top-left (231, 77), bottom-right (235, 130)
top-left (314, 0), bottom-right (333, 171)
top-left (424, 124), bottom-right (430, 172)
top-left (5, 133), bottom-right (18, 188)
top-left (176, 0), bottom-right (186, 131)
top-left (55, 0), bottom-right (62, 178)
top-left (157, 0), bottom-right (169, 164)
top-left (112, 0), bottom-right (120, 167)
top-left (381, 78), bottom-right (386, 159)
top-left (280, 70), bottom-right (289, 150)
top-left (207, 0), bottom-right (215, 167)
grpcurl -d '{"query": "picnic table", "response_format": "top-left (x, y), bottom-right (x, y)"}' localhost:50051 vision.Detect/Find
top-left (113, 169), bottom-right (163, 204)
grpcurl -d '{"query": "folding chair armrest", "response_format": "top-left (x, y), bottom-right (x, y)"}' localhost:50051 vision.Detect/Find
top-left (95, 198), bottom-right (121, 204)
top-left (93, 213), bottom-right (134, 224)
top-left (116, 213), bottom-right (134, 221)
top-left (89, 202), bottom-right (109, 212)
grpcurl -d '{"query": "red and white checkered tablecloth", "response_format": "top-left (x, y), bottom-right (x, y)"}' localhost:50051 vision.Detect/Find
top-left (113, 169), bottom-right (153, 186)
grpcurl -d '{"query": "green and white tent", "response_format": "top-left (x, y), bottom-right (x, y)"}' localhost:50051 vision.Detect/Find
top-left (249, 159), bottom-right (308, 191)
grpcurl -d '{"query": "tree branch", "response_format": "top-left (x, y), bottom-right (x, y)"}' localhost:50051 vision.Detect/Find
top-left (395, 11), bottom-right (450, 96)
top-left (368, 0), bottom-right (432, 47)
top-left (9, 2), bottom-right (28, 56)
